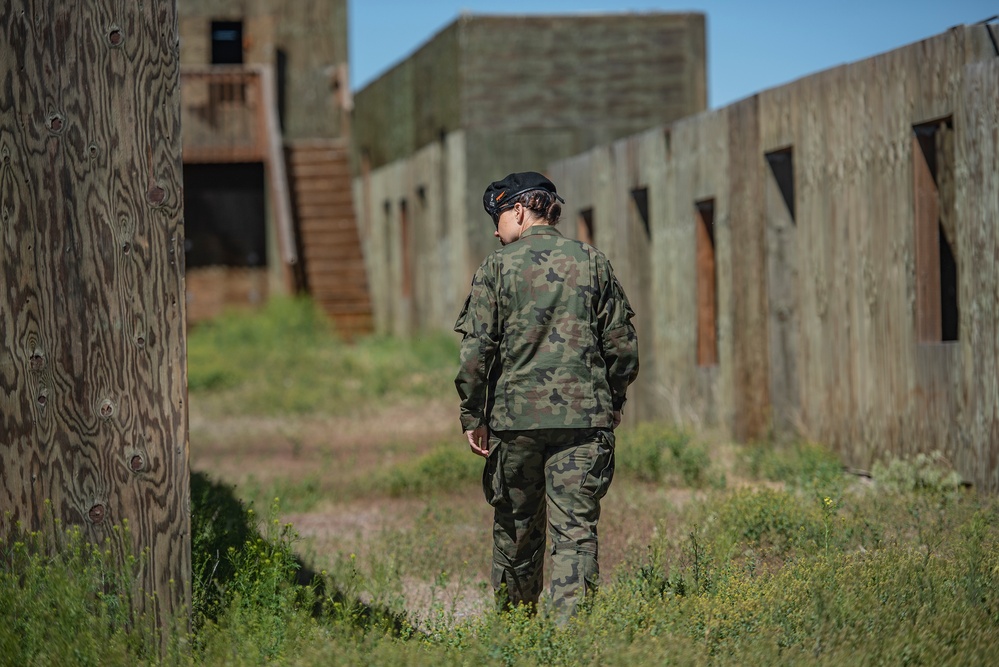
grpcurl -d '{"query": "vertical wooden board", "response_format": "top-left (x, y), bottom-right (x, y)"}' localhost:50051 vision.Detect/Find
top-left (824, 64), bottom-right (862, 455)
top-left (726, 96), bottom-right (770, 441)
top-left (443, 130), bottom-right (469, 327)
top-left (639, 126), bottom-right (673, 422)
top-left (792, 69), bottom-right (830, 442)
top-left (0, 0), bottom-right (189, 626)
top-left (704, 109), bottom-right (731, 430)
top-left (758, 84), bottom-right (801, 438)
top-left (609, 136), bottom-right (649, 419)
top-left (843, 59), bottom-right (872, 464)
top-left (872, 48), bottom-right (910, 469)
top-left (661, 109), bottom-right (728, 427)
top-left (959, 59), bottom-right (999, 490)
top-left (409, 141), bottom-right (441, 331)
top-left (629, 126), bottom-right (668, 422)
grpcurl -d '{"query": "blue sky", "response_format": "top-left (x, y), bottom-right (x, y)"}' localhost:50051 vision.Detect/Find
top-left (348, 0), bottom-right (997, 109)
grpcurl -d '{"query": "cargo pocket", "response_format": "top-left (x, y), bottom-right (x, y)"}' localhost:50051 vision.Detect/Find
top-left (580, 431), bottom-right (615, 500)
top-left (482, 438), bottom-right (504, 507)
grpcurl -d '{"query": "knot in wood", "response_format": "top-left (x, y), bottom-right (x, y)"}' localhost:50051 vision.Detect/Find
top-left (29, 353), bottom-right (45, 370)
top-left (147, 185), bottom-right (166, 206)
top-left (88, 504), bottom-right (106, 524)
top-left (37, 394), bottom-right (47, 406)
top-left (99, 399), bottom-right (115, 419)
top-left (122, 242), bottom-right (131, 254)
top-left (136, 335), bottom-right (145, 348)
top-left (107, 29), bottom-right (123, 47)
top-left (46, 114), bottom-right (65, 134)
top-left (130, 454), bottom-right (145, 472)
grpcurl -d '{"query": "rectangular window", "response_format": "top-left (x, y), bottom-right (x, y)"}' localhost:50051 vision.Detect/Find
top-left (765, 147), bottom-right (795, 223)
top-left (400, 198), bottom-right (412, 299)
top-left (210, 21), bottom-right (246, 103)
top-left (913, 117), bottom-right (958, 342)
top-left (578, 207), bottom-right (594, 246)
top-left (696, 199), bottom-right (718, 366)
top-left (211, 21), bottom-right (244, 64)
top-left (630, 187), bottom-right (650, 239)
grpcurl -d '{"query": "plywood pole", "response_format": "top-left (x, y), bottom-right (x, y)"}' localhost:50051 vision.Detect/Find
top-left (0, 0), bottom-right (189, 629)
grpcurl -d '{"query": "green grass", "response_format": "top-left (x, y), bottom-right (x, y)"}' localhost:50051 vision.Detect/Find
top-left (6, 451), bottom-right (999, 666)
top-left (187, 297), bottom-right (458, 416)
top-left (6, 301), bottom-right (999, 665)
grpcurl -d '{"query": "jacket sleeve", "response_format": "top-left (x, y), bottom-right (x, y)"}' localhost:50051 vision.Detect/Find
top-left (454, 260), bottom-right (500, 431)
top-left (596, 261), bottom-right (639, 411)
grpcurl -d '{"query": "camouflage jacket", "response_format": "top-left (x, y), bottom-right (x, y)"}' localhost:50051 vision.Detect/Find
top-left (454, 225), bottom-right (639, 431)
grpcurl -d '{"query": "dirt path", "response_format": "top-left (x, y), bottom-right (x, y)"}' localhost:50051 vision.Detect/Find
top-left (190, 395), bottom-right (697, 620)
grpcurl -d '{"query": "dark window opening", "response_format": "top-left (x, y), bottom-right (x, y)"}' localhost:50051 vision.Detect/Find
top-left (696, 198), bottom-right (718, 367)
top-left (400, 199), bottom-right (412, 299)
top-left (275, 48), bottom-right (288, 132)
top-left (211, 21), bottom-right (244, 64)
top-left (183, 163), bottom-right (266, 268)
top-left (630, 187), bottom-right (650, 238)
top-left (939, 226), bottom-right (959, 341)
top-left (578, 207), bottom-right (594, 246)
top-left (913, 117), bottom-right (958, 342)
top-left (765, 147), bottom-right (795, 222)
top-left (210, 21), bottom-right (245, 103)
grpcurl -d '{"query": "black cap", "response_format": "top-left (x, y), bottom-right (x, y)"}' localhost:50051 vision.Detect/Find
top-left (482, 171), bottom-right (565, 219)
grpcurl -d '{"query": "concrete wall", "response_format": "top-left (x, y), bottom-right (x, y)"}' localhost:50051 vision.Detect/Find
top-left (178, 0), bottom-right (349, 140)
top-left (352, 12), bottom-right (708, 336)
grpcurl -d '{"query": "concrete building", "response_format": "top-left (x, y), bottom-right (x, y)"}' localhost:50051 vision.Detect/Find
top-left (351, 13), bottom-right (708, 336)
top-left (178, 0), bottom-right (372, 336)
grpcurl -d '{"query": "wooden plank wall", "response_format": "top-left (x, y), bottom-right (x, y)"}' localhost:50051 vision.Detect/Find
top-left (548, 25), bottom-right (998, 488)
top-left (354, 23), bottom-right (998, 488)
top-left (959, 58), bottom-right (999, 490)
top-left (353, 132), bottom-right (470, 337)
top-left (0, 0), bottom-right (189, 627)
top-left (351, 14), bottom-right (707, 337)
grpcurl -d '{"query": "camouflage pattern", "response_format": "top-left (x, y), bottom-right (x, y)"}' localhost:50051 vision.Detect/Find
top-left (455, 223), bottom-right (638, 618)
top-left (483, 428), bottom-right (615, 617)
top-left (454, 225), bottom-right (639, 432)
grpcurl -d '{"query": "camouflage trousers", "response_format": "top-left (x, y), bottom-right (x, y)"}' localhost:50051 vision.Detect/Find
top-left (482, 428), bottom-right (615, 619)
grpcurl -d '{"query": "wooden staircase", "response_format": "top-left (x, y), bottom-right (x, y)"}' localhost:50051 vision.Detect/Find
top-left (287, 140), bottom-right (373, 339)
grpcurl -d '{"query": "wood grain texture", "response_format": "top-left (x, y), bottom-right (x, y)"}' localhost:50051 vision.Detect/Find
top-left (0, 0), bottom-right (189, 627)
top-left (546, 25), bottom-right (997, 487)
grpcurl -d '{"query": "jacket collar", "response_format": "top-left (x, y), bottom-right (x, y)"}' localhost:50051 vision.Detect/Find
top-left (520, 225), bottom-right (563, 239)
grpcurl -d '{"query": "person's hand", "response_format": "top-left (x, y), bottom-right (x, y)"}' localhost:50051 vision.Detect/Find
top-left (612, 410), bottom-right (622, 429)
top-left (465, 425), bottom-right (490, 457)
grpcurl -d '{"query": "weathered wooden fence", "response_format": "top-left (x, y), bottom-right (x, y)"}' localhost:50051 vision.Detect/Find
top-left (549, 24), bottom-right (999, 489)
top-left (1, 0), bottom-right (189, 627)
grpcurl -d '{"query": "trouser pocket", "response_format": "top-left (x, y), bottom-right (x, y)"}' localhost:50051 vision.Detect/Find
top-left (482, 436), bottom-right (504, 506)
top-left (580, 429), bottom-right (615, 500)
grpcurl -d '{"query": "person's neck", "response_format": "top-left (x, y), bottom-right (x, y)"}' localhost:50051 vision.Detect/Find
top-left (522, 218), bottom-right (549, 233)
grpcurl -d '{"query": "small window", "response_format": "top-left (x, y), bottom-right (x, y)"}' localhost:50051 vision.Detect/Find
top-left (696, 199), bottom-right (718, 366)
top-left (211, 21), bottom-right (244, 64)
top-left (765, 147), bottom-right (795, 222)
top-left (400, 198), bottom-right (412, 299)
top-left (630, 187), bottom-right (650, 239)
top-left (578, 207), bottom-right (594, 246)
top-left (913, 117), bottom-right (958, 342)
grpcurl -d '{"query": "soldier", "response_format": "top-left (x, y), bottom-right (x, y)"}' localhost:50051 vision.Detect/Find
top-left (454, 171), bottom-right (640, 619)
